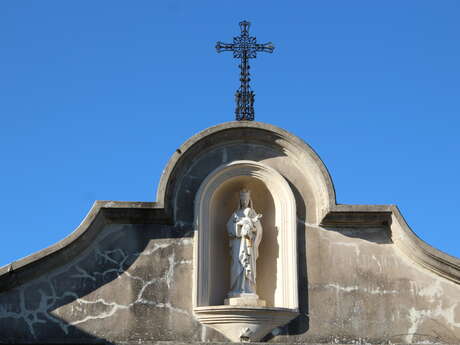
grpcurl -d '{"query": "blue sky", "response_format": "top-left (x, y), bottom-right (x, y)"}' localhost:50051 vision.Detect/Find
top-left (1, 1), bottom-right (459, 267)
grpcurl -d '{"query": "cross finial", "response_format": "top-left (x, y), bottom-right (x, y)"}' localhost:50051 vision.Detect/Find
top-left (216, 21), bottom-right (275, 121)
top-left (239, 20), bottom-right (250, 36)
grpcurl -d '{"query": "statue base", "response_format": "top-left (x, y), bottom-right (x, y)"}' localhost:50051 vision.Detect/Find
top-left (224, 293), bottom-right (266, 307)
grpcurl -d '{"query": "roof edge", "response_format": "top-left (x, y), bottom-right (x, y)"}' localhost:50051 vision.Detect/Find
top-left (156, 121), bottom-right (337, 216)
top-left (322, 204), bottom-right (460, 284)
top-left (0, 201), bottom-right (170, 292)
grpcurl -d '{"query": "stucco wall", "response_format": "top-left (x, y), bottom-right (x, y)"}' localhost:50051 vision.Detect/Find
top-left (0, 122), bottom-right (459, 344)
top-left (1, 222), bottom-right (459, 344)
top-left (296, 225), bottom-right (460, 344)
top-left (0, 223), bottom-right (199, 343)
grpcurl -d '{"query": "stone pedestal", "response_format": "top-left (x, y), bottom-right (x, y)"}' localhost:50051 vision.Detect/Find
top-left (194, 305), bottom-right (299, 342)
top-left (225, 293), bottom-right (266, 307)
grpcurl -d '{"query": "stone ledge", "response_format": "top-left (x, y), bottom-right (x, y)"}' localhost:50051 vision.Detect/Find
top-left (321, 204), bottom-right (460, 285)
top-left (0, 200), bottom-right (172, 292)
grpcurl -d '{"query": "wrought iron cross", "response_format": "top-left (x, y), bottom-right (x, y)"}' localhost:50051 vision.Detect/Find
top-left (216, 21), bottom-right (274, 121)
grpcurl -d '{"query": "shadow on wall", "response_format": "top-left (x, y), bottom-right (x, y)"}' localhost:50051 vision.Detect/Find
top-left (209, 175), bottom-right (279, 307)
top-left (321, 226), bottom-right (393, 245)
top-left (173, 142), bottom-right (288, 225)
top-left (0, 223), bottom-right (194, 343)
top-left (263, 180), bottom-right (309, 341)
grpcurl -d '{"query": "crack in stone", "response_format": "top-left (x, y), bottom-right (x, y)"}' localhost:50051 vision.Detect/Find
top-left (0, 226), bottom-right (192, 340)
top-left (324, 283), bottom-right (398, 295)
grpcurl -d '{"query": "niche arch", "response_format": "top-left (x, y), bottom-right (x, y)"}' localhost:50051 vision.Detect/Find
top-left (193, 160), bottom-right (298, 310)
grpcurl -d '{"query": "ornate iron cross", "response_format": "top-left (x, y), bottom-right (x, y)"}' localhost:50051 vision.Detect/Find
top-left (216, 21), bottom-right (274, 121)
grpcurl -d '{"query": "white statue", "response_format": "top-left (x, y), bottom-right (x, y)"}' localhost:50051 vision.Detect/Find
top-left (226, 189), bottom-right (263, 298)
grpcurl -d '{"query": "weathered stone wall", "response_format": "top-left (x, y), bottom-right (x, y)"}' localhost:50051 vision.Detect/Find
top-left (1, 122), bottom-right (459, 344)
top-left (292, 224), bottom-right (460, 344)
top-left (0, 223), bottom-right (201, 343)
top-left (1, 221), bottom-right (459, 344)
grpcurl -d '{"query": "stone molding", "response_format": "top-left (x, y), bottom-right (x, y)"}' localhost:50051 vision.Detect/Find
top-left (156, 121), bottom-right (336, 224)
top-left (194, 306), bottom-right (299, 342)
top-left (0, 201), bottom-right (169, 292)
top-left (191, 159), bottom-right (300, 341)
top-left (2, 200), bottom-right (458, 295)
top-left (1, 121), bottom-right (459, 296)
top-left (193, 160), bottom-right (298, 309)
top-left (321, 204), bottom-right (460, 284)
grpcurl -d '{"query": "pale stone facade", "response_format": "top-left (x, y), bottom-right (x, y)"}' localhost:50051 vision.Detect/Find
top-left (0, 121), bottom-right (459, 344)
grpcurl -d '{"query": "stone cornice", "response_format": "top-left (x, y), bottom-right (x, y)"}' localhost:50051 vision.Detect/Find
top-left (0, 201), bottom-right (171, 292)
top-left (156, 121), bottom-right (337, 221)
top-left (2, 200), bottom-right (458, 295)
top-left (1, 121), bottom-right (459, 295)
top-left (0, 201), bottom-right (460, 291)
top-left (322, 204), bottom-right (460, 284)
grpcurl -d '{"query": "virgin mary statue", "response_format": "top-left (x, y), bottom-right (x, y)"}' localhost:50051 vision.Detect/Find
top-left (226, 189), bottom-right (263, 298)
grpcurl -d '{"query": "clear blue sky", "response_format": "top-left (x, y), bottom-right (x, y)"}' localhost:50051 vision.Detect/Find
top-left (1, 1), bottom-right (459, 267)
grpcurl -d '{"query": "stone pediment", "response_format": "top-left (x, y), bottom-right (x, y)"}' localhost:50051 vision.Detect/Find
top-left (0, 121), bottom-right (459, 344)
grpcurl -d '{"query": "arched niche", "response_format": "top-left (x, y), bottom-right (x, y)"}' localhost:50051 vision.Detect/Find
top-left (193, 160), bottom-right (298, 310)
top-left (157, 122), bottom-right (336, 227)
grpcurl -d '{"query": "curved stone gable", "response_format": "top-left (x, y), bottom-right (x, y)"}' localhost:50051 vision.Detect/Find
top-left (0, 121), bottom-right (459, 344)
top-left (157, 121), bottom-right (336, 225)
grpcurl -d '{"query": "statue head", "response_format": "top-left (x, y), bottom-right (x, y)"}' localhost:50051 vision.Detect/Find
top-left (239, 189), bottom-right (252, 209)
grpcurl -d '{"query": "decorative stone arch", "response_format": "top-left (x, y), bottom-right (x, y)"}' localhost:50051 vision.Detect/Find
top-left (156, 121), bottom-right (336, 226)
top-left (193, 160), bottom-right (299, 342)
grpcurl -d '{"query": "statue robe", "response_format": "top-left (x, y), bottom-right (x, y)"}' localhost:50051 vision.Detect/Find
top-left (226, 207), bottom-right (263, 297)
